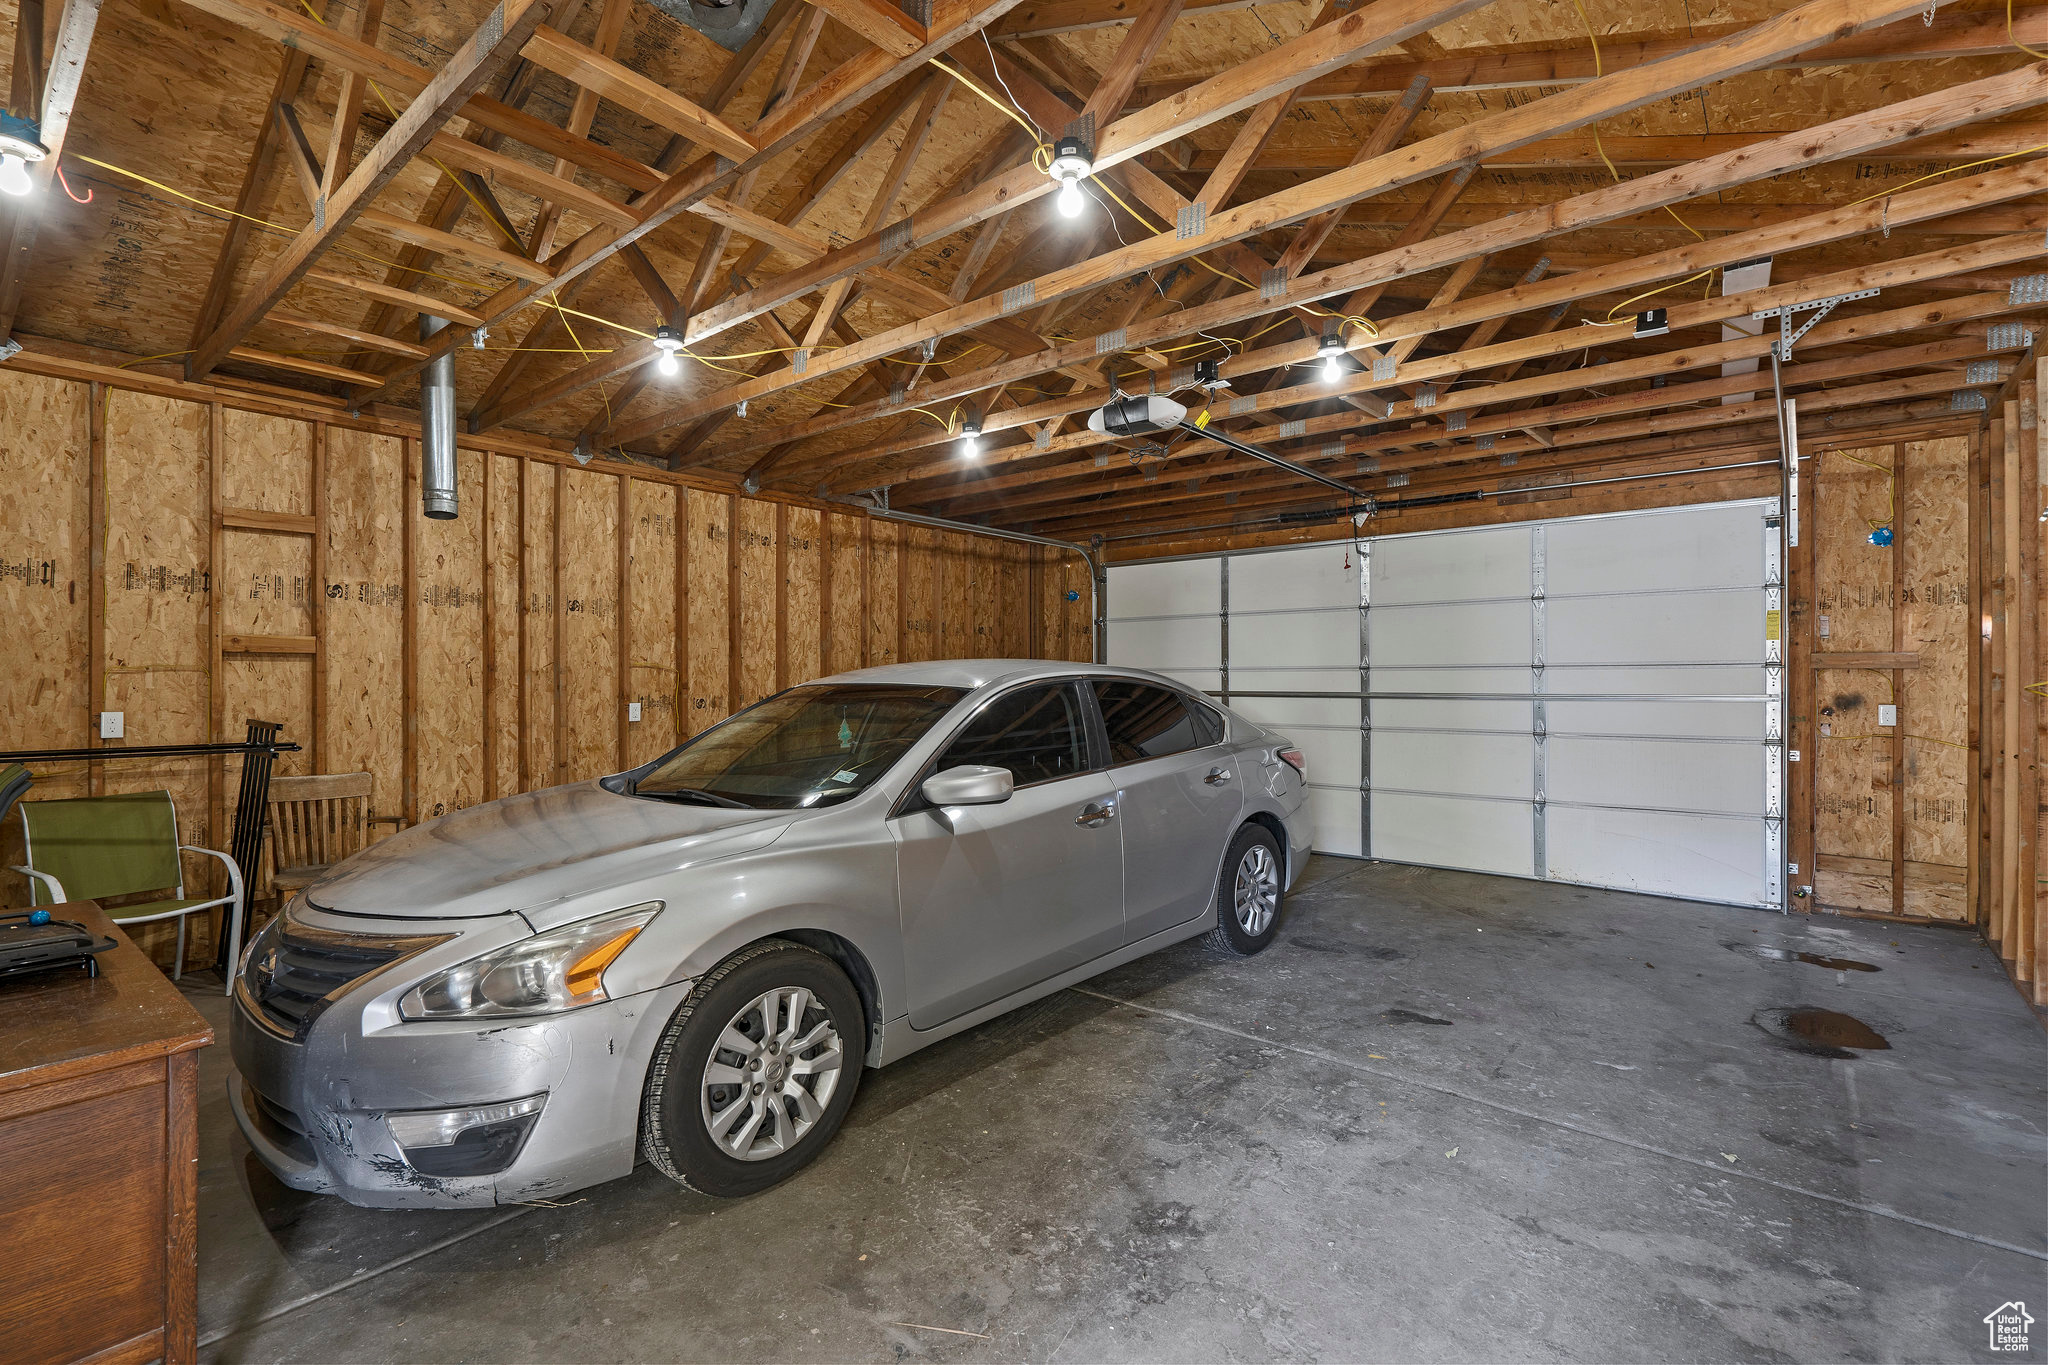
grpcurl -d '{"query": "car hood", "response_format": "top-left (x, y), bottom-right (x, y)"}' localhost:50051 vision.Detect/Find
top-left (307, 781), bottom-right (794, 921)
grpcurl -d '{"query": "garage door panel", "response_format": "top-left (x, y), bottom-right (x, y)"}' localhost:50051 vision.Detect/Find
top-left (1373, 525), bottom-right (1530, 603)
top-left (1548, 593), bottom-right (1757, 666)
top-left (1547, 735), bottom-right (1762, 815)
top-left (1111, 498), bottom-right (1778, 896)
top-left (1112, 558), bottom-right (1220, 617)
top-left (1229, 668), bottom-right (1356, 701)
top-left (1374, 697), bottom-right (1533, 732)
top-left (1544, 664), bottom-right (1767, 697)
top-left (1229, 694), bottom-right (1360, 732)
top-left (1228, 543), bottom-right (1357, 609)
top-left (1373, 793), bottom-right (1533, 875)
top-left (1234, 610), bottom-right (1359, 669)
top-left (1546, 698), bottom-right (1765, 740)
top-left (1107, 615), bottom-right (1220, 676)
top-left (1372, 666), bottom-right (1532, 697)
top-left (1545, 503), bottom-right (1762, 595)
top-left (1306, 785), bottom-right (1363, 857)
top-left (1375, 730), bottom-right (1533, 800)
top-left (1370, 601), bottom-right (1532, 668)
top-left (1546, 804), bottom-right (1766, 905)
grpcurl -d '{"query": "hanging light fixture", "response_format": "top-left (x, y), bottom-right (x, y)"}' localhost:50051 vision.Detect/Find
top-left (960, 414), bottom-right (983, 458)
top-left (652, 324), bottom-right (685, 378)
top-left (1317, 323), bottom-right (1347, 383)
top-left (0, 114), bottom-right (49, 198)
top-left (1047, 136), bottom-right (1092, 220)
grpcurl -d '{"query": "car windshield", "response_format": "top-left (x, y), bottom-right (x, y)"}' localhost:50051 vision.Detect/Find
top-left (633, 684), bottom-right (967, 810)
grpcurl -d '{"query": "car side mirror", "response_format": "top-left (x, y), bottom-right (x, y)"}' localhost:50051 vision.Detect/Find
top-left (921, 765), bottom-right (1014, 807)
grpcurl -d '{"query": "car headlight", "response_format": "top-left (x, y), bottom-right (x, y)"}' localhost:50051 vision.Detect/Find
top-left (240, 905), bottom-right (287, 987)
top-left (399, 903), bottom-right (662, 1020)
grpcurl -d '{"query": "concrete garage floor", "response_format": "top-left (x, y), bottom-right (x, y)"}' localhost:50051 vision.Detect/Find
top-left (183, 859), bottom-right (2048, 1363)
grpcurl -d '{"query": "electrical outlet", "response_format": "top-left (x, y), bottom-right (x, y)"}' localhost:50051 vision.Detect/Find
top-left (1788, 862), bottom-right (1800, 875)
top-left (98, 711), bottom-right (124, 739)
top-left (1788, 749), bottom-right (1800, 763)
top-left (1817, 614), bottom-right (1830, 638)
top-left (1878, 704), bottom-right (1897, 727)
top-left (628, 702), bottom-right (642, 723)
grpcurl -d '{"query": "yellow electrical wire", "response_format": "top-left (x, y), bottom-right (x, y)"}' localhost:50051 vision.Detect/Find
top-left (931, 50), bottom-right (1376, 354)
top-left (1568, 0), bottom-right (1707, 246)
top-left (1832, 450), bottom-right (1895, 531)
top-left (2010, 0), bottom-right (2048, 59)
top-left (1844, 140), bottom-right (2048, 210)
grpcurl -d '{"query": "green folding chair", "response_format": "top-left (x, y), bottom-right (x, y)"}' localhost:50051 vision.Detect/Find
top-left (13, 790), bottom-right (245, 993)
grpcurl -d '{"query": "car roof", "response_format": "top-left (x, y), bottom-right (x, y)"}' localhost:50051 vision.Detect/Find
top-left (808, 659), bottom-right (1194, 693)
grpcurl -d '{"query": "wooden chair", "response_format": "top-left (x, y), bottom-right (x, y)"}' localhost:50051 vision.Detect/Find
top-left (12, 790), bottom-right (245, 993)
top-left (265, 772), bottom-right (373, 895)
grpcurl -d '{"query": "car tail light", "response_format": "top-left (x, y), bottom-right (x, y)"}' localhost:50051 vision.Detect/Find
top-left (1277, 748), bottom-right (1307, 780)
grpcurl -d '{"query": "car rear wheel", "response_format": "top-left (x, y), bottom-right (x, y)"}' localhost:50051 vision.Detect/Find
top-left (1206, 824), bottom-right (1284, 956)
top-left (640, 939), bottom-right (863, 1197)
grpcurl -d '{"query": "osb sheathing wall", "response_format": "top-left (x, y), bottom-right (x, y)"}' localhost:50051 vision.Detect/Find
top-left (1809, 434), bottom-right (1973, 923)
top-left (0, 366), bottom-right (1095, 969)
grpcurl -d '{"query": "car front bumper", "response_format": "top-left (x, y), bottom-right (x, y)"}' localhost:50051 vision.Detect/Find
top-left (228, 973), bottom-right (694, 1209)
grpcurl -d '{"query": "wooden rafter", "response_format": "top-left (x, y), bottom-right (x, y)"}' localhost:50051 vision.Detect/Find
top-left (354, 0), bottom-right (1036, 404)
top-left (732, 55), bottom-right (2048, 487)
top-left (187, 0), bottom-right (571, 378)
top-left (803, 0), bottom-right (928, 56)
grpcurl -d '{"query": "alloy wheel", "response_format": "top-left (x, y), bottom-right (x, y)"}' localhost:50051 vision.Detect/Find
top-left (699, 985), bottom-right (845, 1161)
top-left (1234, 843), bottom-right (1279, 936)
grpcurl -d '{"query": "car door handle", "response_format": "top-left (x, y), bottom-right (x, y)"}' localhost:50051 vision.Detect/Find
top-left (1205, 767), bottom-right (1234, 785)
top-left (1075, 799), bottom-right (1117, 827)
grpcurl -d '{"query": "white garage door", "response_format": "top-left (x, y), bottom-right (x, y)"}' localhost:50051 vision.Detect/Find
top-left (1107, 499), bottom-right (1785, 908)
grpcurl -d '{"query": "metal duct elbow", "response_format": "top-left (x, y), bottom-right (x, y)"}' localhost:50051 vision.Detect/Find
top-left (420, 316), bottom-right (458, 520)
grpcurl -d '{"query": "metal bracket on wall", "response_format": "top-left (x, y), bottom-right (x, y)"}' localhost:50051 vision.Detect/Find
top-left (1753, 288), bottom-right (1878, 361)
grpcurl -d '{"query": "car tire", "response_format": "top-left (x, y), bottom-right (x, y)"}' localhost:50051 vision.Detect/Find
top-left (640, 939), bottom-right (864, 1198)
top-left (1206, 824), bottom-right (1284, 956)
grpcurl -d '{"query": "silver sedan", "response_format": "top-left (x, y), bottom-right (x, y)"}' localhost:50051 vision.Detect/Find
top-left (229, 661), bottom-right (1311, 1207)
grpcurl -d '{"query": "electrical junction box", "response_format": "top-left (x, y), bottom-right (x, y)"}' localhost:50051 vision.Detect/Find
top-left (628, 702), bottom-right (642, 723)
top-left (1878, 704), bottom-right (1898, 727)
top-left (98, 711), bottom-right (124, 739)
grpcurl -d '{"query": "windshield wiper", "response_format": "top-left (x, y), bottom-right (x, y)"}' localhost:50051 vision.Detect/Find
top-left (632, 785), bottom-right (753, 809)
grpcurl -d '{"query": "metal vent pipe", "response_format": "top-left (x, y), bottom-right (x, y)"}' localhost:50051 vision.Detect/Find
top-left (420, 316), bottom-right (458, 520)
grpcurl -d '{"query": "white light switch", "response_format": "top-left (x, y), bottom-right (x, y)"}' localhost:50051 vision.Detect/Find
top-left (1878, 704), bottom-right (1897, 727)
top-left (98, 711), bottom-right (124, 739)
top-left (1817, 614), bottom-right (1830, 639)
top-left (628, 702), bottom-right (642, 723)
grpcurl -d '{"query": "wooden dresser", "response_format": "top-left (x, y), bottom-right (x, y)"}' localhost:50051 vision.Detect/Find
top-left (0, 901), bottom-right (213, 1365)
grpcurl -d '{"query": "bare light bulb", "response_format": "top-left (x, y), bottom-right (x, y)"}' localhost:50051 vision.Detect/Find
top-left (962, 435), bottom-right (981, 458)
top-left (0, 154), bottom-right (31, 198)
top-left (656, 350), bottom-right (680, 378)
top-left (1321, 353), bottom-right (1342, 383)
top-left (1056, 177), bottom-right (1084, 218)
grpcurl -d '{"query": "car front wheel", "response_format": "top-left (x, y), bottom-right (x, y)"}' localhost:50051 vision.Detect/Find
top-left (640, 939), bottom-right (864, 1197)
top-left (1206, 824), bottom-right (1284, 955)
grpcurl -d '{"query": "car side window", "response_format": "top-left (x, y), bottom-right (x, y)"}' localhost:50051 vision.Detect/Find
top-left (1188, 697), bottom-right (1226, 747)
top-left (938, 683), bottom-right (1089, 788)
top-left (1093, 681), bottom-right (1201, 764)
